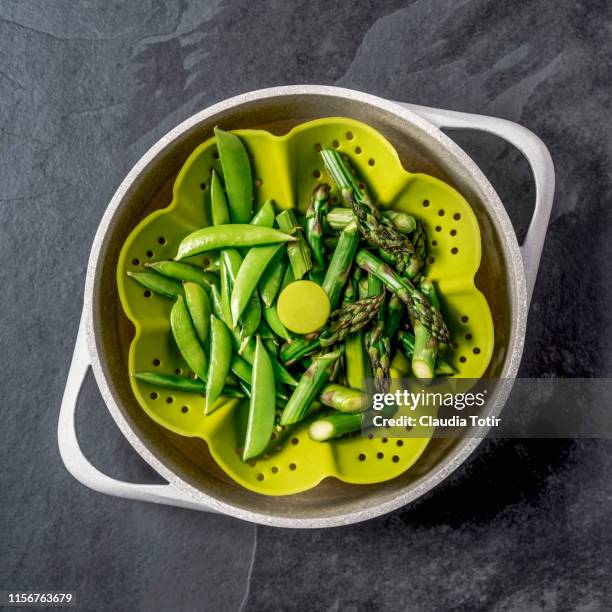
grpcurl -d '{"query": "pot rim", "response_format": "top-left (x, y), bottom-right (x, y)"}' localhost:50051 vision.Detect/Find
top-left (84, 85), bottom-right (527, 527)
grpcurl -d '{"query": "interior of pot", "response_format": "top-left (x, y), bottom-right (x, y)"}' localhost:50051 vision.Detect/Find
top-left (90, 90), bottom-right (523, 523)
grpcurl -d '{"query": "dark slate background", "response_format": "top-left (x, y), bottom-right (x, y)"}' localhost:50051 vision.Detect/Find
top-left (1, 1), bottom-right (611, 610)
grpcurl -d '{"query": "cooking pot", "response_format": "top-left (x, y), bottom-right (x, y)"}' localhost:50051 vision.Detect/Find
top-left (58, 86), bottom-right (554, 527)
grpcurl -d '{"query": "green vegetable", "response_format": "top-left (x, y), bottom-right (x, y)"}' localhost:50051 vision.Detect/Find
top-left (231, 244), bottom-right (282, 326)
top-left (183, 281), bottom-right (211, 346)
top-left (398, 331), bottom-right (455, 376)
top-left (343, 269), bottom-right (368, 390)
top-left (210, 169), bottom-right (230, 225)
top-left (411, 319), bottom-right (437, 381)
top-left (230, 354), bottom-right (252, 384)
top-left (410, 277), bottom-right (439, 381)
top-left (250, 199), bottom-right (276, 228)
top-left (240, 336), bottom-right (298, 386)
top-left (326, 207), bottom-right (416, 234)
top-left (365, 274), bottom-right (391, 393)
top-left (276, 209), bottom-right (312, 279)
top-left (309, 412), bottom-right (363, 441)
top-left (133, 372), bottom-right (244, 398)
top-left (279, 291), bottom-right (383, 365)
top-left (259, 251), bottom-right (286, 307)
top-left (126, 270), bottom-right (183, 299)
top-left (144, 261), bottom-right (218, 290)
top-left (321, 149), bottom-right (422, 278)
top-left (176, 225), bottom-right (294, 260)
top-left (384, 294), bottom-right (403, 339)
top-left (222, 248), bottom-right (261, 336)
top-left (170, 296), bottom-right (208, 381)
top-left (305, 184), bottom-right (330, 283)
top-left (355, 249), bottom-right (450, 343)
top-left (319, 383), bottom-right (368, 413)
top-left (206, 315), bottom-right (233, 411)
top-left (263, 304), bottom-right (292, 341)
top-left (202, 254), bottom-right (220, 271)
top-left (243, 336), bottom-right (276, 460)
top-left (321, 220), bottom-right (359, 309)
top-left (214, 127), bottom-right (253, 224)
top-left (280, 350), bottom-right (342, 425)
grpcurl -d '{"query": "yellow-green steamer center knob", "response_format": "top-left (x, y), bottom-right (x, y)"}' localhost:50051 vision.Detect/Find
top-left (277, 280), bottom-right (331, 334)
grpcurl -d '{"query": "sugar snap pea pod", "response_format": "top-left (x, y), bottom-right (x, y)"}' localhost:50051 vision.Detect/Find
top-left (238, 381), bottom-right (289, 404)
top-left (145, 261), bottom-right (218, 291)
top-left (183, 281), bottom-right (211, 346)
top-left (222, 248), bottom-right (261, 336)
top-left (321, 220), bottom-right (359, 309)
top-left (176, 225), bottom-right (294, 260)
top-left (230, 354), bottom-right (252, 384)
top-left (240, 292), bottom-right (261, 338)
top-left (231, 244), bottom-right (283, 326)
top-left (263, 337), bottom-right (278, 357)
top-left (210, 169), bottom-right (230, 225)
top-left (243, 336), bottom-right (276, 461)
top-left (259, 250), bottom-right (286, 307)
top-left (133, 372), bottom-right (244, 398)
top-left (202, 254), bottom-right (220, 272)
top-left (214, 127), bottom-right (253, 224)
top-left (170, 296), bottom-right (208, 381)
top-left (276, 209), bottom-right (312, 279)
top-left (206, 315), bottom-right (233, 411)
top-left (250, 199), bottom-right (275, 228)
top-left (126, 270), bottom-right (183, 299)
top-left (219, 254), bottom-right (234, 327)
top-left (209, 284), bottom-right (224, 321)
top-left (257, 318), bottom-right (277, 340)
top-left (238, 335), bottom-right (298, 386)
top-left (280, 350), bottom-right (342, 426)
top-left (263, 304), bottom-right (292, 341)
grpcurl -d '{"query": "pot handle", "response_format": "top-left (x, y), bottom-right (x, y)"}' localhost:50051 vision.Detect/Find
top-left (58, 312), bottom-right (216, 513)
top-left (397, 102), bottom-right (554, 305)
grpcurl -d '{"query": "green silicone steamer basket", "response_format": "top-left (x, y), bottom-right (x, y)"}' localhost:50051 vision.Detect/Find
top-left (59, 86), bottom-right (554, 526)
top-left (117, 117), bottom-right (494, 496)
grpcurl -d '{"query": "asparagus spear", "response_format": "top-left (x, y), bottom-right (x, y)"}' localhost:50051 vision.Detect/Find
top-left (411, 220), bottom-right (427, 280)
top-left (321, 219), bottom-right (359, 309)
top-left (309, 412), bottom-right (363, 442)
top-left (343, 268), bottom-right (369, 390)
top-left (319, 383), bottom-right (368, 413)
top-left (365, 274), bottom-right (391, 393)
top-left (411, 319), bottom-right (437, 381)
top-left (280, 350), bottom-right (342, 425)
top-left (355, 249), bottom-right (450, 343)
top-left (321, 149), bottom-right (422, 278)
top-left (384, 294), bottom-right (404, 339)
top-left (410, 277), bottom-right (439, 381)
top-left (280, 292), bottom-right (384, 364)
top-left (276, 209), bottom-right (312, 279)
top-left (305, 184), bottom-right (330, 284)
top-left (420, 277), bottom-right (448, 354)
top-left (326, 207), bottom-right (417, 234)
top-left (398, 331), bottom-right (455, 376)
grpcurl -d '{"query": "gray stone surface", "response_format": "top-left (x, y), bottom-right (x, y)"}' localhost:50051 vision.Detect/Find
top-left (1, 1), bottom-right (611, 611)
